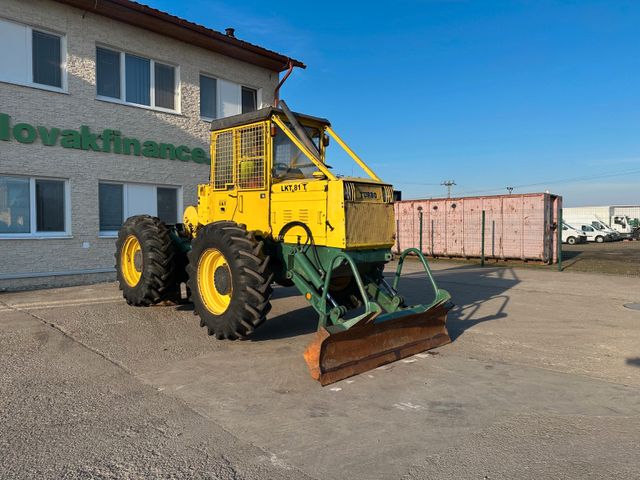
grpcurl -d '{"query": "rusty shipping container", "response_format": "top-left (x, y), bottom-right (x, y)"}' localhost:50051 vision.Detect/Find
top-left (394, 193), bottom-right (562, 263)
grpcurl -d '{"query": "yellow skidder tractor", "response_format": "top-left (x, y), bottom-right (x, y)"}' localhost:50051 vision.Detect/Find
top-left (116, 101), bottom-right (452, 385)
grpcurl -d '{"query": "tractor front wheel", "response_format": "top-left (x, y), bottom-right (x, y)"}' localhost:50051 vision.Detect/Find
top-left (187, 222), bottom-right (273, 339)
top-left (115, 215), bottom-right (181, 306)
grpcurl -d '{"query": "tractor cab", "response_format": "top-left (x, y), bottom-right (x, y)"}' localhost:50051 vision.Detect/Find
top-left (187, 103), bottom-right (395, 251)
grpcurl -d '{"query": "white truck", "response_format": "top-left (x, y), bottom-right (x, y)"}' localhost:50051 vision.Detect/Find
top-left (563, 206), bottom-right (634, 238)
top-left (561, 222), bottom-right (587, 245)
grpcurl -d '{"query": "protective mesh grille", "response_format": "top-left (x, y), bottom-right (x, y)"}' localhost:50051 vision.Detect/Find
top-left (212, 124), bottom-right (266, 190)
top-left (213, 131), bottom-right (234, 190)
top-left (345, 203), bottom-right (396, 247)
top-left (237, 124), bottom-right (265, 190)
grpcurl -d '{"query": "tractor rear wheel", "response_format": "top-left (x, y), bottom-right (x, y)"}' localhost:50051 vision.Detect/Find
top-left (187, 222), bottom-right (273, 339)
top-left (115, 215), bottom-right (181, 306)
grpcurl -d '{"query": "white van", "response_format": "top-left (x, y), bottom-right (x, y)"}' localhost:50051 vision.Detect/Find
top-left (563, 207), bottom-right (635, 237)
top-left (562, 223), bottom-right (587, 245)
top-left (590, 220), bottom-right (621, 240)
top-left (579, 224), bottom-right (612, 243)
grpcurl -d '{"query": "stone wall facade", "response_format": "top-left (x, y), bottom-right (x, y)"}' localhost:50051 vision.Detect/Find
top-left (0, 0), bottom-right (280, 290)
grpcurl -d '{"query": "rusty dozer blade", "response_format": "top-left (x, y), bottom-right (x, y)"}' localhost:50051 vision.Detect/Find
top-left (304, 299), bottom-right (452, 386)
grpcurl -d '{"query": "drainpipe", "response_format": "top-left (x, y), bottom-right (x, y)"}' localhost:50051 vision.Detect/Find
top-left (274, 60), bottom-right (295, 107)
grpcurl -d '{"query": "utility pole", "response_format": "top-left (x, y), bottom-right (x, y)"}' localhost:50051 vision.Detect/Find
top-left (441, 180), bottom-right (456, 198)
top-left (506, 186), bottom-right (514, 195)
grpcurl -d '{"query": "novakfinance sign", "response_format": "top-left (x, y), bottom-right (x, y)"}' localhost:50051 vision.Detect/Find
top-left (0, 113), bottom-right (210, 164)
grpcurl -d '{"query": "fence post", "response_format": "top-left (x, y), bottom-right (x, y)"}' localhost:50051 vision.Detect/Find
top-left (492, 220), bottom-right (495, 257)
top-left (557, 208), bottom-right (563, 271)
top-left (418, 207), bottom-right (423, 253)
top-left (481, 210), bottom-right (486, 267)
top-left (431, 219), bottom-right (435, 257)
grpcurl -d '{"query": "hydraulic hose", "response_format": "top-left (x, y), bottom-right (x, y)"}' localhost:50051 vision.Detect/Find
top-left (277, 221), bottom-right (325, 275)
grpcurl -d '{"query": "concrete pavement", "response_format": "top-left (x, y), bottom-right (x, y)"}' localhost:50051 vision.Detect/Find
top-left (1, 261), bottom-right (639, 479)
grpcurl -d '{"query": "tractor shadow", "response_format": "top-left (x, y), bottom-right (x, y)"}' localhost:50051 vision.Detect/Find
top-left (386, 264), bottom-right (516, 341)
top-left (250, 263), bottom-right (519, 342)
top-left (250, 303), bottom-right (318, 341)
top-left (627, 357), bottom-right (640, 367)
top-left (173, 284), bottom-right (314, 314)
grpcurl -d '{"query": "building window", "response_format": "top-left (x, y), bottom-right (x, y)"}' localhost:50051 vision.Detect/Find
top-left (242, 86), bottom-right (258, 113)
top-left (98, 183), bottom-right (123, 232)
top-left (95, 46), bottom-right (179, 112)
top-left (32, 30), bottom-right (62, 88)
top-left (125, 54), bottom-right (150, 106)
top-left (200, 75), bottom-right (217, 119)
top-left (155, 62), bottom-right (175, 110)
top-left (36, 179), bottom-right (65, 231)
top-left (157, 187), bottom-right (178, 224)
top-left (98, 182), bottom-right (181, 234)
top-left (0, 177), bottom-right (29, 234)
top-left (0, 176), bottom-right (69, 237)
top-left (0, 18), bottom-right (66, 92)
top-left (96, 47), bottom-right (120, 98)
top-left (200, 75), bottom-right (260, 120)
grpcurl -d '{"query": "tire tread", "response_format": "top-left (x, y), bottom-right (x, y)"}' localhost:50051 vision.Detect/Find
top-left (186, 221), bottom-right (272, 339)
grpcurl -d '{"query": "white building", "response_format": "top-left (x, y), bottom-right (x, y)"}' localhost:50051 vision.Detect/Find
top-left (0, 0), bottom-right (303, 290)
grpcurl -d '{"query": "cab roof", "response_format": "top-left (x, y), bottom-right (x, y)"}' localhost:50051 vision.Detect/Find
top-left (209, 107), bottom-right (331, 132)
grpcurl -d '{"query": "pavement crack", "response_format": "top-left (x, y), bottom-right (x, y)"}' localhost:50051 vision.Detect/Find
top-left (0, 299), bottom-right (135, 376)
top-left (0, 298), bottom-right (321, 480)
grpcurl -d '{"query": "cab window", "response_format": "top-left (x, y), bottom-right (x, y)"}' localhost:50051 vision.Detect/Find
top-left (272, 124), bottom-right (321, 180)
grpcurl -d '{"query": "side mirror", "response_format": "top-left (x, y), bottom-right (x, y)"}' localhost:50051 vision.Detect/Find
top-left (323, 134), bottom-right (330, 147)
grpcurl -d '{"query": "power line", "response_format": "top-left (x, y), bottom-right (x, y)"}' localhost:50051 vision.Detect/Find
top-left (456, 167), bottom-right (640, 196)
top-left (391, 167), bottom-right (640, 197)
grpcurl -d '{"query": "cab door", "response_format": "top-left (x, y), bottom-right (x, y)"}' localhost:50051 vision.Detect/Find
top-left (233, 123), bottom-right (270, 233)
top-left (210, 122), bottom-right (270, 234)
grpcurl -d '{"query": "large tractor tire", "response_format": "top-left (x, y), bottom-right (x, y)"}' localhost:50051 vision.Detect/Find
top-left (328, 262), bottom-right (388, 310)
top-left (115, 215), bottom-right (181, 306)
top-left (187, 222), bottom-right (273, 340)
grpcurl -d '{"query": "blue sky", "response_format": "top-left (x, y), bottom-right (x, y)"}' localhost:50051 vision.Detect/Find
top-left (151, 0), bottom-right (639, 206)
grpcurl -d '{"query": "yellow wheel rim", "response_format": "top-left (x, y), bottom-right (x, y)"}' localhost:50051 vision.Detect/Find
top-left (121, 235), bottom-right (143, 287)
top-left (198, 248), bottom-right (232, 315)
